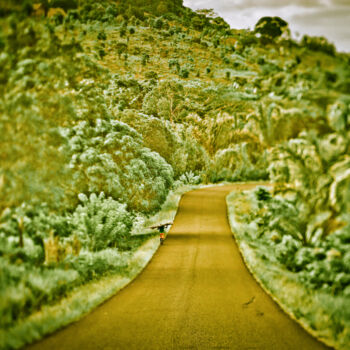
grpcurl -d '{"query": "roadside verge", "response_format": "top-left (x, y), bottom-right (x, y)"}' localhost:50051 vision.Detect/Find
top-left (0, 185), bottom-right (197, 350)
top-left (226, 188), bottom-right (348, 350)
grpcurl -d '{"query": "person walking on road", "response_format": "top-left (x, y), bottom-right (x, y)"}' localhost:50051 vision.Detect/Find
top-left (159, 225), bottom-right (165, 245)
top-left (149, 222), bottom-right (172, 245)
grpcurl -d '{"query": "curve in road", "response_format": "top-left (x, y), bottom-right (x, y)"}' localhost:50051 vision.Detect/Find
top-left (27, 184), bottom-right (330, 350)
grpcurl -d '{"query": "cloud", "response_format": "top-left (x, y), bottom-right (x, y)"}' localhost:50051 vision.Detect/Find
top-left (184, 0), bottom-right (328, 10)
top-left (233, 0), bottom-right (328, 9)
top-left (183, 0), bottom-right (350, 51)
top-left (331, 0), bottom-right (350, 5)
top-left (291, 7), bottom-right (350, 49)
top-left (292, 6), bottom-right (350, 24)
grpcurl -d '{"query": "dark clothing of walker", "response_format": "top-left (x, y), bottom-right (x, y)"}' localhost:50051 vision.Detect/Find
top-left (150, 223), bottom-right (172, 245)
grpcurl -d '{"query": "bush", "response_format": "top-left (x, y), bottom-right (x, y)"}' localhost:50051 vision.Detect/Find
top-left (168, 58), bottom-right (180, 72)
top-left (245, 189), bottom-right (350, 294)
top-left (255, 187), bottom-right (271, 202)
top-left (0, 258), bottom-right (80, 329)
top-left (275, 235), bottom-right (301, 270)
top-left (97, 31), bottom-right (107, 40)
top-left (301, 35), bottom-right (336, 56)
top-left (145, 71), bottom-right (158, 80)
top-left (73, 192), bottom-right (132, 251)
top-left (154, 17), bottom-right (163, 29)
top-left (179, 67), bottom-right (189, 78)
top-left (177, 171), bottom-right (201, 186)
top-left (63, 118), bottom-right (174, 213)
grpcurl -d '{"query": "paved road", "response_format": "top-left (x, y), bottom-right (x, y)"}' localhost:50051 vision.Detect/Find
top-left (27, 184), bottom-right (330, 350)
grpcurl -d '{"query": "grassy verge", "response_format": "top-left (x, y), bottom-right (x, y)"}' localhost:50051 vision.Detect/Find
top-left (0, 185), bottom-right (195, 350)
top-left (0, 238), bottom-right (158, 350)
top-left (226, 189), bottom-right (350, 350)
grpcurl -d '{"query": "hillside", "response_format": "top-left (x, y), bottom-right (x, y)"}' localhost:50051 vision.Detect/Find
top-left (0, 0), bottom-right (350, 348)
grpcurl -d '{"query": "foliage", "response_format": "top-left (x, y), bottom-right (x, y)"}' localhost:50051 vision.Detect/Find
top-left (63, 118), bottom-right (174, 213)
top-left (301, 35), bottom-right (336, 56)
top-left (73, 192), bottom-right (132, 251)
top-left (227, 190), bottom-right (350, 350)
top-left (254, 17), bottom-right (289, 39)
top-left (177, 171), bottom-right (201, 186)
top-left (245, 187), bottom-right (350, 295)
top-left (1, 0), bottom-right (349, 339)
top-left (269, 104), bottom-right (350, 243)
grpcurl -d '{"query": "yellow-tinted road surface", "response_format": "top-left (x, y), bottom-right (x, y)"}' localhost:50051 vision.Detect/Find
top-left (27, 184), bottom-right (330, 350)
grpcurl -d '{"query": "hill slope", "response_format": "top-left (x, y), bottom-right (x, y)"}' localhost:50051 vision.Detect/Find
top-left (0, 1), bottom-right (350, 347)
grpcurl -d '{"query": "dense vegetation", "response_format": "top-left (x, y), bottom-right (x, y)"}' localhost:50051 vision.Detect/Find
top-left (0, 0), bottom-right (349, 341)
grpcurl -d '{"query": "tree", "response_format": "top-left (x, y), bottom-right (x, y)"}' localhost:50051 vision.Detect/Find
top-left (179, 67), bottom-right (189, 78)
top-left (154, 17), bottom-right (164, 29)
top-left (142, 79), bottom-right (186, 123)
top-left (156, 2), bottom-right (168, 14)
top-left (301, 35), bottom-right (336, 56)
top-left (142, 53), bottom-right (150, 66)
top-left (21, 0), bottom-right (33, 16)
top-left (120, 27), bottom-right (126, 37)
top-left (116, 42), bottom-right (127, 58)
top-left (40, 0), bottom-right (50, 16)
top-left (192, 16), bottom-right (205, 31)
top-left (195, 8), bottom-right (218, 18)
top-left (51, 0), bottom-right (78, 12)
top-left (254, 17), bottom-right (289, 39)
top-left (97, 31), bottom-right (107, 41)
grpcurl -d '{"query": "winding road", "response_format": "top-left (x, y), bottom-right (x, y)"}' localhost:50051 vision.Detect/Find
top-left (27, 184), bottom-right (329, 350)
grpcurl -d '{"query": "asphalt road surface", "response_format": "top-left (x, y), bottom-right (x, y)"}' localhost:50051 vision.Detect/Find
top-left (27, 184), bottom-right (330, 350)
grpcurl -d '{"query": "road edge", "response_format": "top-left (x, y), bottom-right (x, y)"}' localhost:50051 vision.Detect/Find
top-left (1, 185), bottom-right (200, 350)
top-left (226, 188), bottom-right (337, 350)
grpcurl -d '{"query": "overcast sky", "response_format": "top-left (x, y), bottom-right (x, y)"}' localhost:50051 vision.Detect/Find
top-left (183, 0), bottom-right (350, 52)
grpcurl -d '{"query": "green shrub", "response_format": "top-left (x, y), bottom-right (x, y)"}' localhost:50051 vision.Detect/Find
top-left (179, 67), bottom-right (189, 78)
top-left (145, 71), bottom-right (158, 80)
top-left (177, 171), bottom-right (201, 186)
top-left (97, 31), bottom-right (107, 40)
top-left (255, 187), bottom-right (271, 202)
top-left (245, 189), bottom-right (350, 294)
top-left (168, 58), bottom-right (180, 72)
top-left (0, 258), bottom-right (80, 329)
top-left (275, 235), bottom-right (302, 271)
top-left (73, 192), bottom-right (132, 251)
top-left (154, 17), bottom-right (163, 29)
top-left (301, 35), bottom-right (336, 56)
top-left (63, 118), bottom-right (174, 213)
